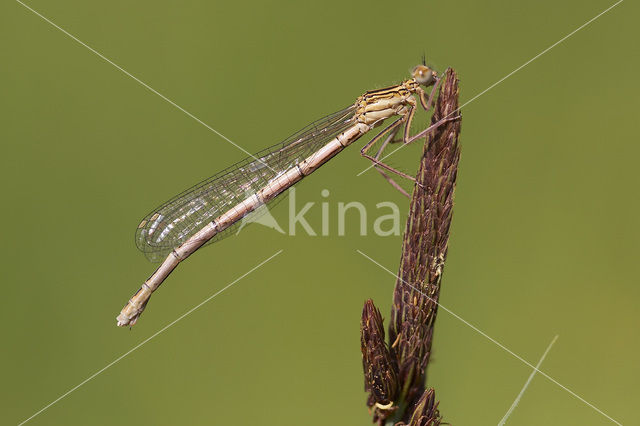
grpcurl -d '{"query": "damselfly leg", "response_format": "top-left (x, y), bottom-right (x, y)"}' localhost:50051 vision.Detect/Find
top-left (361, 114), bottom-right (461, 195)
top-left (360, 76), bottom-right (460, 196)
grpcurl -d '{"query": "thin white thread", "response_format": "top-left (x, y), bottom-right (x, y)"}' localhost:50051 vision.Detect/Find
top-left (17, 250), bottom-right (283, 426)
top-left (356, 250), bottom-right (622, 425)
top-left (498, 335), bottom-right (559, 425)
top-left (15, 0), bottom-right (273, 171)
top-left (356, 0), bottom-right (624, 177)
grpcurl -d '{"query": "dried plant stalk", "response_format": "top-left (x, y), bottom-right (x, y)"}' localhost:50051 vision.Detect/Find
top-left (361, 68), bottom-right (461, 424)
top-left (389, 67), bottom-right (461, 417)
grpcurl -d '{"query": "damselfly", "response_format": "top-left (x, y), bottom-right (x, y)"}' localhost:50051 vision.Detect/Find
top-left (117, 63), bottom-right (459, 326)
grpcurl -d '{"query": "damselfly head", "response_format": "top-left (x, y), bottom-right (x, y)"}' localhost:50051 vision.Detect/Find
top-left (412, 64), bottom-right (437, 87)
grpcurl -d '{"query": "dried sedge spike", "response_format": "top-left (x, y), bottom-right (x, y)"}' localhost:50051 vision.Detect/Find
top-left (396, 388), bottom-right (442, 426)
top-left (361, 299), bottom-right (399, 421)
top-left (389, 68), bottom-right (461, 408)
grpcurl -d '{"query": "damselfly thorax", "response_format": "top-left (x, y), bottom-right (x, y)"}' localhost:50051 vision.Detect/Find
top-left (356, 80), bottom-right (421, 125)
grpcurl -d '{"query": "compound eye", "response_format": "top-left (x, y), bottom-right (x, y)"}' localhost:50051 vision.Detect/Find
top-left (412, 65), bottom-right (434, 85)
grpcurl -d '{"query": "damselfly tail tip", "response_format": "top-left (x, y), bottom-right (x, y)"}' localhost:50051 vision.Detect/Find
top-left (116, 285), bottom-right (152, 326)
top-left (116, 305), bottom-right (144, 327)
top-left (116, 313), bottom-right (137, 327)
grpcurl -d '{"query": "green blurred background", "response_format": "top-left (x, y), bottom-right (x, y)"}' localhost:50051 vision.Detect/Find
top-left (1, 0), bottom-right (638, 424)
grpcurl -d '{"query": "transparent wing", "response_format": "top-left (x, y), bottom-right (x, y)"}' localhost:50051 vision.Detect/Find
top-left (135, 105), bottom-right (356, 262)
